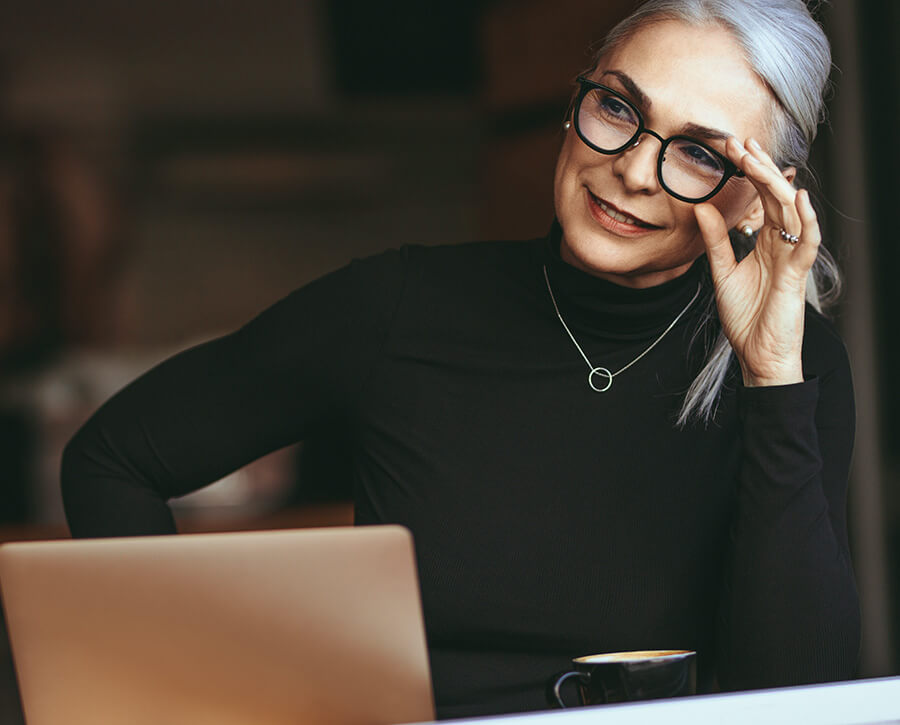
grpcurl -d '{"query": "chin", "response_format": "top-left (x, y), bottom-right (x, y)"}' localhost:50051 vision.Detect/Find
top-left (562, 229), bottom-right (701, 288)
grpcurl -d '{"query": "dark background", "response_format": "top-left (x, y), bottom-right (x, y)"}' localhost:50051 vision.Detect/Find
top-left (0, 1), bottom-right (896, 721)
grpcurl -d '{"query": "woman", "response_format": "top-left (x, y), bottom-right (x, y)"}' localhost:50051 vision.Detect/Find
top-left (62, 0), bottom-right (860, 718)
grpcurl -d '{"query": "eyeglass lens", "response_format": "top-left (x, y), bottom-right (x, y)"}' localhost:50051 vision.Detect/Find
top-left (577, 88), bottom-right (728, 201)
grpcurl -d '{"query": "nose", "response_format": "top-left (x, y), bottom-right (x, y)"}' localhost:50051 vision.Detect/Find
top-left (611, 132), bottom-right (662, 195)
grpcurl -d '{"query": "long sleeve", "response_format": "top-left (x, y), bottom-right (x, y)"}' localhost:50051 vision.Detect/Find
top-left (61, 249), bottom-right (408, 538)
top-left (716, 317), bottom-right (860, 688)
top-left (58, 233), bottom-right (867, 716)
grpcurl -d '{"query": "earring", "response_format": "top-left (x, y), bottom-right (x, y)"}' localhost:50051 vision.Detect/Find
top-left (740, 225), bottom-right (754, 237)
top-left (564, 121), bottom-right (571, 130)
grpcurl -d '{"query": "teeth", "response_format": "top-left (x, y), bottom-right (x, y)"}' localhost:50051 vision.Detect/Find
top-left (597, 199), bottom-right (644, 226)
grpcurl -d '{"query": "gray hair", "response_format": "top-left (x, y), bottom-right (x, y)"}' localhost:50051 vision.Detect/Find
top-left (588, 0), bottom-right (839, 426)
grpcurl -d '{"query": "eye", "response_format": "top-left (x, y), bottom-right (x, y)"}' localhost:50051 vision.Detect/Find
top-left (670, 140), bottom-right (725, 173)
top-left (597, 94), bottom-right (637, 124)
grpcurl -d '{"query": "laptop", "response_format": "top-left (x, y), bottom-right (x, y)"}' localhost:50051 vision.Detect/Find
top-left (0, 525), bottom-right (435, 725)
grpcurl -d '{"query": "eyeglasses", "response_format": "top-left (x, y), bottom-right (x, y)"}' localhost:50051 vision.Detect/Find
top-left (572, 76), bottom-right (744, 203)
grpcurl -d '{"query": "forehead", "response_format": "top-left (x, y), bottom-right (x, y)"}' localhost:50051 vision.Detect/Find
top-left (595, 19), bottom-right (772, 142)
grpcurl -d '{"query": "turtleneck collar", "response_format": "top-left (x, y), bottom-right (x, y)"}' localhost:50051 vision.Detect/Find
top-left (540, 220), bottom-right (711, 341)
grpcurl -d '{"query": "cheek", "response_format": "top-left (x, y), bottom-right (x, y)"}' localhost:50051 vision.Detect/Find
top-left (554, 136), bottom-right (578, 185)
top-left (553, 139), bottom-right (579, 211)
top-left (664, 204), bottom-right (708, 261)
top-left (710, 182), bottom-right (757, 227)
top-left (663, 199), bottom-right (702, 244)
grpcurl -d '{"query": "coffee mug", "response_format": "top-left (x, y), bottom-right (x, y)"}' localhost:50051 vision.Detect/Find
top-left (547, 650), bottom-right (696, 707)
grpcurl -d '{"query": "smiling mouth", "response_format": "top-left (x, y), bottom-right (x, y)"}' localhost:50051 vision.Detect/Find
top-left (588, 192), bottom-right (660, 229)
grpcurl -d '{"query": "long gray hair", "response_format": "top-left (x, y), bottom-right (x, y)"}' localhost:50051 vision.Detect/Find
top-left (588, 0), bottom-right (839, 426)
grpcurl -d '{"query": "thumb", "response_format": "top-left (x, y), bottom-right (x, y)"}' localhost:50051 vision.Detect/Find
top-left (694, 203), bottom-right (736, 286)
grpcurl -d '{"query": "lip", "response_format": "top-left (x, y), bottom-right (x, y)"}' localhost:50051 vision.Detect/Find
top-left (586, 191), bottom-right (661, 237)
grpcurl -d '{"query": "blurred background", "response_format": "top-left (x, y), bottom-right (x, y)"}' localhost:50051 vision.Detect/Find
top-left (0, 0), bottom-right (896, 720)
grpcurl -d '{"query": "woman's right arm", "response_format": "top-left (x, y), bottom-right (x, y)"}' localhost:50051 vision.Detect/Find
top-left (62, 248), bottom-right (408, 537)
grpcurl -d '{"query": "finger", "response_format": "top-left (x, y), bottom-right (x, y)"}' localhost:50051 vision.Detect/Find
top-left (726, 137), bottom-right (795, 202)
top-left (746, 137), bottom-right (797, 204)
top-left (738, 147), bottom-right (796, 206)
top-left (792, 188), bottom-right (821, 270)
top-left (745, 137), bottom-right (787, 177)
top-left (727, 150), bottom-right (800, 240)
top-left (694, 203), bottom-right (736, 286)
top-left (725, 135), bottom-right (751, 170)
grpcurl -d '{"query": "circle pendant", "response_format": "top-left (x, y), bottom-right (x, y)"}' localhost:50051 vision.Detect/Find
top-left (588, 366), bottom-right (613, 393)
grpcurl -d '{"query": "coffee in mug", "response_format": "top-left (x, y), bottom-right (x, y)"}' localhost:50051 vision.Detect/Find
top-left (547, 649), bottom-right (696, 707)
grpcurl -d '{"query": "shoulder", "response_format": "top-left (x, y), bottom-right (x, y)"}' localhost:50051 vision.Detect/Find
top-left (302, 237), bottom-right (545, 328)
top-left (403, 238), bottom-right (538, 274)
top-left (353, 238), bottom-right (548, 339)
top-left (343, 238), bottom-right (539, 286)
top-left (346, 238), bottom-right (541, 311)
top-left (415, 238), bottom-right (545, 306)
top-left (404, 238), bottom-right (543, 296)
top-left (262, 237), bottom-right (541, 320)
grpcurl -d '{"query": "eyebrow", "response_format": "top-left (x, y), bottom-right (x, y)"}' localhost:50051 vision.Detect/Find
top-left (598, 70), bottom-right (650, 109)
top-left (681, 123), bottom-right (732, 143)
top-left (597, 69), bottom-right (734, 143)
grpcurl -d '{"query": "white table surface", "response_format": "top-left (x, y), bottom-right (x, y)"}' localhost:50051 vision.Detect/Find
top-left (416, 676), bottom-right (900, 725)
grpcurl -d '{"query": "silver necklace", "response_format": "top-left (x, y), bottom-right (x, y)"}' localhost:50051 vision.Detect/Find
top-left (543, 264), bottom-right (702, 393)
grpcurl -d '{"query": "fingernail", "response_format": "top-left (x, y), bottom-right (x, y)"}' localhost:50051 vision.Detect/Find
top-left (748, 138), bottom-right (762, 151)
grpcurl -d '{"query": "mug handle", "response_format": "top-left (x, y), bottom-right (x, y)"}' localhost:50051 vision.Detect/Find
top-left (546, 670), bottom-right (583, 708)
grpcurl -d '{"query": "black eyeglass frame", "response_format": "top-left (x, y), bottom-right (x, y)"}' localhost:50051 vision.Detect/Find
top-left (572, 76), bottom-right (745, 204)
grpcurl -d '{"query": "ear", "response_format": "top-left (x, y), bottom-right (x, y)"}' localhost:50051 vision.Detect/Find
top-left (735, 194), bottom-right (765, 233)
top-left (735, 165), bottom-right (797, 233)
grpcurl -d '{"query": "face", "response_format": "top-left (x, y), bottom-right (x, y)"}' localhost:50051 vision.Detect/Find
top-left (554, 19), bottom-right (775, 288)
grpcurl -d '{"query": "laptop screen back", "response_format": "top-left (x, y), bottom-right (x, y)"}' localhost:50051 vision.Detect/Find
top-left (0, 526), bottom-right (435, 725)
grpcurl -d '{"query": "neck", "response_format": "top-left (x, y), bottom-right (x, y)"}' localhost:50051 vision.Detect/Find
top-left (541, 221), bottom-right (711, 340)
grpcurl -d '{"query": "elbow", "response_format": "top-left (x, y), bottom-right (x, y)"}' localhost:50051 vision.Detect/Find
top-left (59, 420), bottom-right (178, 538)
top-left (717, 578), bottom-right (862, 691)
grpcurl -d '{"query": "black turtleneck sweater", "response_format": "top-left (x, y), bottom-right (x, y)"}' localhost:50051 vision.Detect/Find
top-left (61, 233), bottom-right (859, 719)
